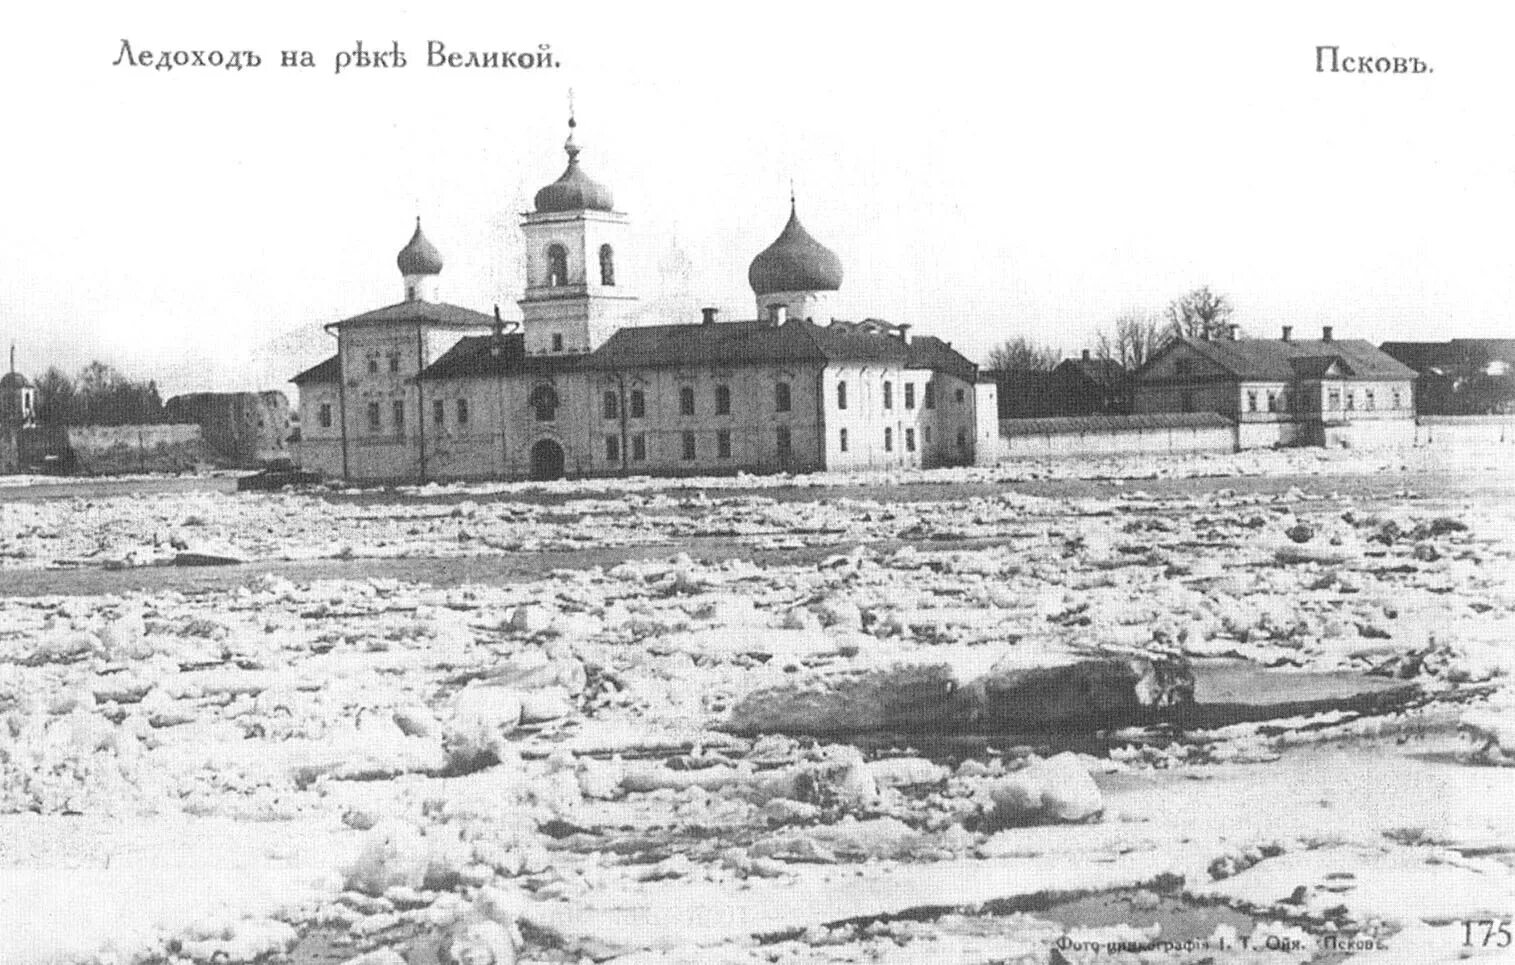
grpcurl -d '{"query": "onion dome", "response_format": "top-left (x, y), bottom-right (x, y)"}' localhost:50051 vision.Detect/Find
top-left (396, 218), bottom-right (444, 275)
top-left (0, 371), bottom-right (30, 390)
top-left (748, 199), bottom-right (843, 296)
top-left (534, 116), bottom-right (615, 214)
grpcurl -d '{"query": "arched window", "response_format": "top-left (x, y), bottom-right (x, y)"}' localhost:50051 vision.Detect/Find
top-left (599, 244), bottom-right (615, 286)
top-left (529, 384), bottom-right (559, 422)
top-left (546, 245), bottom-right (568, 287)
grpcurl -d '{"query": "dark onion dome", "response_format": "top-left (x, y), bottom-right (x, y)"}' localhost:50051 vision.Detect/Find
top-left (396, 218), bottom-right (444, 275)
top-left (534, 117), bottom-right (615, 214)
top-left (0, 371), bottom-right (31, 389)
top-left (748, 201), bottom-right (844, 296)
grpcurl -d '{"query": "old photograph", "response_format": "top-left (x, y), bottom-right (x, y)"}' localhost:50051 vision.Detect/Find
top-left (1, 2), bottom-right (1512, 962)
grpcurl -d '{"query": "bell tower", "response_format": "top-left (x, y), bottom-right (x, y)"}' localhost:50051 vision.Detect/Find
top-left (518, 106), bottom-right (638, 355)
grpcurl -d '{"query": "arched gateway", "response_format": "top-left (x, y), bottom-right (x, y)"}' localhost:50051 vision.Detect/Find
top-left (529, 439), bottom-right (565, 480)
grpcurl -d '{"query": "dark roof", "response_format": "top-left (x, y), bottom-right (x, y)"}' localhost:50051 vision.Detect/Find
top-left (1000, 412), bottom-right (1232, 436)
top-left (1055, 356), bottom-right (1126, 382)
top-left (411, 318), bottom-right (979, 381)
top-left (1155, 337), bottom-right (1417, 381)
top-left (396, 220), bottom-right (444, 275)
top-left (584, 318), bottom-right (977, 377)
top-left (417, 334), bottom-right (588, 380)
top-left (587, 319), bottom-right (823, 369)
top-left (0, 371), bottom-right (32, 390)
top-left (903, 335), bottom-right (977, 381)
top-left (1450, 338), bottom-right (1515, 358)
top-left (328, 300), bottom-right (497, 331)
top-left (1382, 339), bottom-right (1515, 372)
top-left (748, 203), bottom-right (843, 296)
top-left (291, 355), bottom-right (340, 384)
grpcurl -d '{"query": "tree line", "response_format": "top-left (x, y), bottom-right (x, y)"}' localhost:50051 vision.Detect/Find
top-left (32, 361), bottom-right (167, 427)
top-left (983, 286), bottom-right (1237, 413)
top-left (984, 285), bottom-right (1236, 374)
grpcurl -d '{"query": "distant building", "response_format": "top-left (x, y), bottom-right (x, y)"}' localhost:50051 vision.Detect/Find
top-left (1379, 339), bottom-right (1515, 414)
top-left (163, 391), bottom-right (293, 466)
top-left (989, 369), bottom-right (1057, 420)
top-left (0, 347), bottom-right (36, 429)
top-left (291, 113), bottom-right (992, 483)
top-left (1, 347), bottom-right (37, 473)
top-left (990, 351), bottom-right (1127, 422)
top-left (1050, 351), bottom-right (1127, 415)
top-left (1132, 325), bottom-right (1417, 448)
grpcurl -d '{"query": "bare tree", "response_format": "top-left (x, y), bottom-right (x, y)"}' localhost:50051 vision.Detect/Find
top-left (1092, 311), bottom-right (1165, 412)
top-left (1096, 311), bottom-right (1165, 371)
top-left (1164, 285), bottom-right (1235, 341)
top-left (984, 336), bottom-right (1060, 372)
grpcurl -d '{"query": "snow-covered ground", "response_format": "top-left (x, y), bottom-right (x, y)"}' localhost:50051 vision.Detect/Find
top-left (1, 449), bottom-right (1513, 964)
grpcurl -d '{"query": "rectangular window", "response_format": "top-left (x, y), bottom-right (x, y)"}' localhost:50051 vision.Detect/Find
top-left (1175, 359), bottom-right (1193, 376)
top-left (367, 358), bottom-right (379, 375)
top-left (955, 388), bottom-right (965, 403)
top-left (837, 381), bottom-right (848, 410)
top-left (679, 386), bottom-right (696, 416)
top-left (905, 383), bottom-right (916, 410)
top-left (631, 433), bottom-right (647, 461)
top-left (924, 382), bottom-right (935, 409)
top-left (367, 402), bottom-right (381, 432)
top-left (681, 430), bottom-right (696, 460)
top-left (1365, 389), bottom-right (1375, 410)
top-left (605, 434), bottom-right (620, 461)
top-left (1328, 389), bottom-right (1342, 411)
top-left (1345, 390), bottom-right (1355, 411)
top-left (629, 390), bottom-right (645, 418)
top-left (603, 391), bottom-right (618, 420)
top-left (775, 382), bottom-right (791, 412)
top-left (905, 428), bottom-right (916, 452)
top-left (716, 429), bottom-right (731, 459)
top-left (318, 403), bottom-right (333, 429)
top-left (923, 426), bottom-right (932, 445)
top-left (392, 401), bottom-right (405, 434)
top-left (883, 381), bottom-right (893, 409)
top-left (551, 333), bottom-right (564, 352)
top-left (1247, 390), bottom-right (1258, 412)
top-left (1266, 391), bottom-right (1278, 413)
top-left (884, 427), bottom-right (894, 451)
top-left (457, 398), bottom-right (469, 425)
top-left (715, 384), bottom-right (731, 415)
top-left (839, 427), bottom-right (848, 452)
top-left (956, 429), bottom-right (967, 449)
top-left (1392, 389), bottom-right (1402, 409)
top-left (433, 399), bottom-right (445, 427)
top-left (776, 425), bottom-right (792, 462)
top-left (389, 355), bottom-right (400, 374)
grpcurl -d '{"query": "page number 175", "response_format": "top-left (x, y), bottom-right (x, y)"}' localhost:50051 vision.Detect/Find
top-left (1464, 920), bottom-right (1513, 947)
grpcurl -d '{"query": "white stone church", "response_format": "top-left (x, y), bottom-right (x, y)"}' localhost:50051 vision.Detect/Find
top-left (292, 114), bottom-right (997, 482)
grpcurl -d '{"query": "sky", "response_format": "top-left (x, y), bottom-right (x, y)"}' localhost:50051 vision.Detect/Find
top-left (3, 2), bottom-right (1512, 395)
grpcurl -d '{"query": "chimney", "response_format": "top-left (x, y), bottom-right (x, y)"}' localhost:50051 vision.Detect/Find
top-left (767, 304), bottom-right (787, 327)
top-left (1281, 325), bottom-right (1292, 342)
top-left (701, 307), bottom-right (718, 325)
top-left (1081, 348), bottom-right (1091, 361)
top-left (1322, 325), bottom-right (1334, 342)
top-left (897, 323), bottom-right (912, 345)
